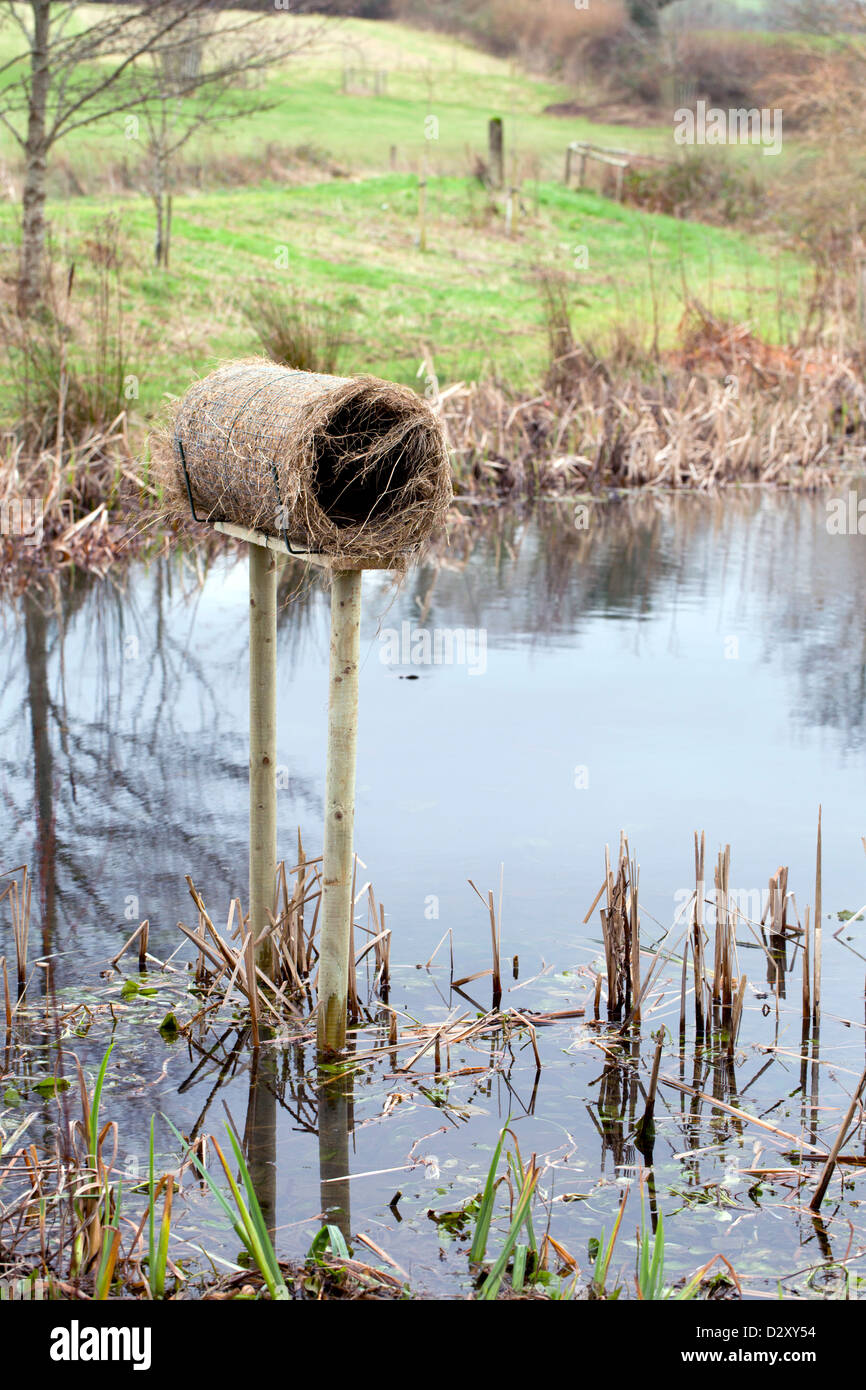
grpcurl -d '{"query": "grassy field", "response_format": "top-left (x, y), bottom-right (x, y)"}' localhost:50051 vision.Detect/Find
top-left (0, 7), bottom-right (857, 552)
top-left (0, 6), bottom-right (820, 452)
top-left (0, 9), bottom-right (720, 193)
top-left (0, 172), bottom-right (809, 417)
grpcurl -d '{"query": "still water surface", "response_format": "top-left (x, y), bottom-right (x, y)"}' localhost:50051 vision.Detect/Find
top-left (2, 492), bottom-right (865, 1295)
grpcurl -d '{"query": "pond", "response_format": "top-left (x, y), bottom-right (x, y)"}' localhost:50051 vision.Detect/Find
top-left (2, 490), bottom-right (865, 1298)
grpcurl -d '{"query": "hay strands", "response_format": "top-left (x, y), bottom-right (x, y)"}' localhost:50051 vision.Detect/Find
top-left (155, 359), bottom-right (452, 568)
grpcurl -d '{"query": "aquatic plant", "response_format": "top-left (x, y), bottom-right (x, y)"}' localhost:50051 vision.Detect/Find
top-left (166, 1118), bottom-right (287, 1301)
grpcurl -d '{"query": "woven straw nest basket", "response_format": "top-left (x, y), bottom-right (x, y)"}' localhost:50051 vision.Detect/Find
top-left (152, 360), bottom-right (452, 566)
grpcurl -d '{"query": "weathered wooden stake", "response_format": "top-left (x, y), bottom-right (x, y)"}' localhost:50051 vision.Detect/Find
top-left (418, 160), bottom-right (428, 252)
top-left (317, 569), bottom-right (363, 1054)
top-left (488, 116), bottom-right (504, 188)
top-left (249, 542), bottom-right (278, 974)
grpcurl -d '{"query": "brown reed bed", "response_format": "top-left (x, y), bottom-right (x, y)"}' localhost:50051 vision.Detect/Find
top-left (4, 299), bottom-right (865, 584)
top-left (437, 309), bottom-right (866, 498)
top-left (583, 816), bottom-right (830, 1069)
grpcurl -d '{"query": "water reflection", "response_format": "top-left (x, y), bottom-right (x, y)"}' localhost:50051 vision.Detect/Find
top-left (318, 1070), bottom-right (353, 1241)
top-left (4, 493), bottom-right (866, 1000)
top-left (3, 492), bottom-right (866, 1293)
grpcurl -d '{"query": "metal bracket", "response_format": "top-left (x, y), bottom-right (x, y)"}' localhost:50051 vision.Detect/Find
top-left (176, 436), bottom-right (322, 556)
top-left (176, 438), bottom-right (227, 527)
top-left (270, 459), bottom-right (323, 556)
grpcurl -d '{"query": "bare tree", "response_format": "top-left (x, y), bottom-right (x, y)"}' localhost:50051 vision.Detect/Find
top-left (0, 1), bottom-right (272, 313)
top-left (128, 6), bottom-right (323, 269)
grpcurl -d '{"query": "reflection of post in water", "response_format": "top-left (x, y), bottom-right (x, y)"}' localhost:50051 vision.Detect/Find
top-left (591, 1052), bottom-right (635, 1176)
top-left (318, 1064), bottom-right (354, 1242)
top-left (243, 1034), bottom-right (278, 1238)
top-left (23, 591), bottom-right (57, 973)
top-left (710, 1048), bottom-right (741, 1141)
top-left (676, 1045), bottom-right (707, 1184)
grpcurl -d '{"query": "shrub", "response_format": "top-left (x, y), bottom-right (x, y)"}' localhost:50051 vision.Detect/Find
top-left (239, 282), bottom-right (353, 374)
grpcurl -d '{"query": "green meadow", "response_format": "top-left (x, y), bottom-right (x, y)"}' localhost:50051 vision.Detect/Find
top-left (0, 10), bottom-right (810, 421)
top-left (0, 174), bottom-right (806, 415)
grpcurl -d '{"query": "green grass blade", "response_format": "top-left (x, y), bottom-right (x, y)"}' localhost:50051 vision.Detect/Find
top-left (164, 1116), bottom-right (249, 1248)
top-left (478, 1165), bottom-right (540, 1300)
top-left (469, 1118), bottom-right (509, 1263)
top-left (224, 1124), bottom-right (283, 1292)
top-left (89, 1040), bottom-right (114, 1166)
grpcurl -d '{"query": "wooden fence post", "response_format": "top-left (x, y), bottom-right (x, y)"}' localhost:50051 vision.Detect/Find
top-left (488, 116), bottom-right (504, 188)
top-left (317, 569), bottom-right (363, 1054)
top-left (418, 149), bottom-right (428, 251)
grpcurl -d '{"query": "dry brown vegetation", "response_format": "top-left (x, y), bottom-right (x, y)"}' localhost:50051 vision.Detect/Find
top-left (392, 0), bottom-right (625, 78)
top-left (438, 296), bottom-right (866, 497)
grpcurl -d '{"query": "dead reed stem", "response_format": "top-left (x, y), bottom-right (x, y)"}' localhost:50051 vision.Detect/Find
top-left (693, 831), bottom-right (706, 1038)
top-left (802, 904), bottom-right (811, 1026)
top-left (813, 806), bottom-right (823, 1028)
top-left (2, 955), bottom-right (10, 1058)
top-left (629, 848), bottom-right (641, 1025)
top-left (243, 929), bottom-right (260, 1051)
top-left (597, 835), bottom-right (639, 1023)
top-left (110, 920), bottom-right (148, 971)
top-left (809, 1062), bottom-right (866, 1211)
top-left (468, 877), bottom-right (503, 1006)
top-left (635, 1031), bottom-right (664, 1151)
top-left (1, 866), bottom-right (31, 997)
top-left (660, 1075), bottom-right (827, 1155)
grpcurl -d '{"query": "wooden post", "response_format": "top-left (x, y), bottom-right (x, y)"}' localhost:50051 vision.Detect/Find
top-left (488, 116), bottom-right (504, 188)
top-left (418, 156), bottom-right (428, 252)
top-left (317, 569), bottom-right (363, 1055)
top-left (564, 144), bottom-right (573, 186)
top-left (249, 542), bottom-right (277, 974)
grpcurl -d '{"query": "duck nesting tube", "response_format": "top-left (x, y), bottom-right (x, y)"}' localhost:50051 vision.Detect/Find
top-left (152, 359), bottom-right (452, 566)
